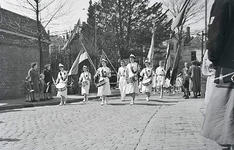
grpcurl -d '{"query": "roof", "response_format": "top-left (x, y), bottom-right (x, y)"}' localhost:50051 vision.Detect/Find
top-left (188, 36), bottom-right (202, 48)
top-left (0, 7), bottom-right (50, 41)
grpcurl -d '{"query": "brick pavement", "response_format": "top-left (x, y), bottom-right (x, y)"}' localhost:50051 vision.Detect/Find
top-left (0, 94), bottom-right (221, 150)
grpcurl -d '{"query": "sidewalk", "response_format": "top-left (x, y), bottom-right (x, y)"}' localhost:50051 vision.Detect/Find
top-left (0, 89), bottom-right (120, 111)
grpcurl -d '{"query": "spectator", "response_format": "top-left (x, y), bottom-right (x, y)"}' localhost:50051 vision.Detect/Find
top-left (201, 0), bottom-right (234, 149)
top-left (43, 64), bottom-right (54, 100)
top-left (28, 62), bottom-right (40, 101)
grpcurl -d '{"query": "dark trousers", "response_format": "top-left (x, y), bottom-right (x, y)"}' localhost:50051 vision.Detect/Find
top-left (183, 80), bottom-right (189, 97)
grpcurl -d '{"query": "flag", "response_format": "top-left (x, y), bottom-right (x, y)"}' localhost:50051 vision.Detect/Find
top-left (147, 30), bottom-right (155, 62)
top-left (62, 19), bottom-right (80, 51)
top-left (68, 47), bottom-right (89, 76)
top-left (164, 43), bottom-right (171, 79)
top-left (171, 0), bottom-right (190, 30)
top-left (170, 45), bottom-right (181, 85)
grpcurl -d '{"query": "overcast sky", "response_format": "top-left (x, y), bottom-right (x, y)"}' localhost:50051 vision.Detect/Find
top-left (1, 0), bottom-right (214, 36)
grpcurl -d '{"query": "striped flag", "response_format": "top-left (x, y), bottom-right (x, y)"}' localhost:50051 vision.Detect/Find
top-left (147, 29), bottom-right (155, 62)
top-left (171, 0), bottom-right (190, 30)
top-left (68, 47), bottom-right (89, 76)
top-left (164, 43), bottom-right (171, 79)
top-left (170, 45), bottom-right (181, 85)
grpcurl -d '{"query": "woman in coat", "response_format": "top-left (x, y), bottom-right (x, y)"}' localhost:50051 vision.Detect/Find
top-left (28, 62), bottom-right (40, 101)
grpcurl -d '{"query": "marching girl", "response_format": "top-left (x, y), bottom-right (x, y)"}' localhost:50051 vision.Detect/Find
top-left (155, 60), bottom-right (165, 99)
top-left (140, 60), bottom-right (153, 101)
top-left (56, 63), bottom-right (68, 106)
top-left (79, 65), bottom-right (91, 102)
top-left (95, 59), bottom-right (111, 105)
top-left (117, 60), bottom-right (127, 101)
top-left (126, 54), bottom-right (140, 105)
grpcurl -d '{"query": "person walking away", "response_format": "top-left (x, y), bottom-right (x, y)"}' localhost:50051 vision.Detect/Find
top-left (126, 54), bottom-right (140, 105)
top-left (79, 65), bottom-right (91, 102)
top-left (201, 1), bottom-right (234, 149)
top-left (181, 62), bottom-right (190, 99)
top-left (95, 59), bottom-right (111, 105)
top-left (56, 63), bottom-right (68, 106)
top-left (155, 60), bottom-right (165, 98)
top-left (39, 73), bottom-right (46, 100)
top-left (140, 60), bottom-right (153, 102)
top-left (28, 62), bottom-right (40, 101)
top-left (117, 60), bottom-right (127, 101)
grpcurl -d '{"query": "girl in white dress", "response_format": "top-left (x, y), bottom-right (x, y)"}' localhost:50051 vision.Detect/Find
top-left (95, 59), bottom-right (111, 105)
top-left (155, 60), bottom-right (165, 98)
top-left (56, 63), bottom-right (68, 106)
top-left (126, 54), bottom-right (140, 105)
top-left (79, 65), bottom-right (91, 102)
top-left (140, 60), bottom-right (153, 101)
top-left (117, 60), bottom-right (127, 101)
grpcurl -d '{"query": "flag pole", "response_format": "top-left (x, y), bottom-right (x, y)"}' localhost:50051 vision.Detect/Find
top-left (102, 50), bottom-right (118, 74)
top-left (81, 43), bottom-right (97, 72)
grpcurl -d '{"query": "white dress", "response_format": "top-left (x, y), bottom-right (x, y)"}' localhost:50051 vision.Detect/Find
top-left (118, 66), bottom-right (127, 99)
top-left (97, 67), bottom-right (111, 96)
top-left (140, 67), bottom-right (153, 93)
top-left (156, 66), bottom-right (165, 87)
top-left (126, 62), bottom-right (139, 94)
top-left (79, 71), bottom-right (91, 95)
top-left (56, 70), bottom-right (68, 98)
top-left (202, 50), bottom-right (216, 104)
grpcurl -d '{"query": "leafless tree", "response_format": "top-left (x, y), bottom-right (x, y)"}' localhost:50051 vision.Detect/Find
top-left (5, 0), bottom-right (72, 72)
top-left (164, 0), bottom-right (205, 42)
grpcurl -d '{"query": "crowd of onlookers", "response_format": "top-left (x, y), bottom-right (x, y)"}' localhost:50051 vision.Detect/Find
top-left (24, 62), bottom-right (54, 102)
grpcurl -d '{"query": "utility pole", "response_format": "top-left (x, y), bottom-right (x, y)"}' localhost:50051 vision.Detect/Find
top-left (204, 0), bottom-right (208, 57)
top-left (201, 31), bottom-right (204, 61)
top-left (94, 4), bottom-right (97, 68)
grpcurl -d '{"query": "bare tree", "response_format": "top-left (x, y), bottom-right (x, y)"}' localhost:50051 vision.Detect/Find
top-left (164, 0), bottom-right (205, 42)
top-left (5, 0), bottom-right (71, 72)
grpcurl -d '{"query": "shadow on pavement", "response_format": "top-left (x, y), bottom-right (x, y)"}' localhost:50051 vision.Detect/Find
top-left (0, 138), bottom-right (20, 142)
top-left (150, 99), bottom-right (179, 103)
top-left (108, 103), bottom-right (175, 106)
top-left (0, 109), bottom-right (35, 114)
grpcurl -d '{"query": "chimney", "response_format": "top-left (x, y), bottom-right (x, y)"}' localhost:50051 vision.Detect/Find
top-left (186, 27), bottom-right (191, 40)
top-left (47, 30), bottom-right (50, 36)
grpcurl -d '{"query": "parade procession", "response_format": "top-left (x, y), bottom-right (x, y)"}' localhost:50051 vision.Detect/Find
top-left (1, 0), bottom-right (234, 149)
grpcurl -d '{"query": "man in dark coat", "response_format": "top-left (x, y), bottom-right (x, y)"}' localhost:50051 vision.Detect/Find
top-left (201, 0), bottom-right (234, 149)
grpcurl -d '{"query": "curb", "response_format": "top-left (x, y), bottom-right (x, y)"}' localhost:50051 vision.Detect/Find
top-left (0, 94), bottom-right (120, 111)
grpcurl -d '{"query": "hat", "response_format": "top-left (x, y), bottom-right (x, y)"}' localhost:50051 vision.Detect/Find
top-left (144, 59), bottom-right (150, 64)
top-left (59, 63), bottom-right (64, 67)
top-left (129, 54), bottom-right (135, 59)
top-left (101, 59), bottom-right (108, 63)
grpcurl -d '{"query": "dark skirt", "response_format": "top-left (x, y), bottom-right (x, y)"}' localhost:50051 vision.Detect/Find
top-left (201, 83), bottom-right (234, 144)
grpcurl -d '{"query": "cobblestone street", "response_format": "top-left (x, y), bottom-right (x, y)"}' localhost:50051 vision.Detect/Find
top-left (0, 94), bottom-right (221, 150)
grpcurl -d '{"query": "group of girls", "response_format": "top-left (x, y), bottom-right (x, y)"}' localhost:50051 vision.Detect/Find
top-left (55, 54), bottom-right (164, 106)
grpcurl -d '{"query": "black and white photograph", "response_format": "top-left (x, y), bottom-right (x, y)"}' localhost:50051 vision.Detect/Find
top-left (1, 0), bottom-right (233, 149)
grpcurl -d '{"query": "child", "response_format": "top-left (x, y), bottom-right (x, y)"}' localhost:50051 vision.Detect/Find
top-left (39, 73), bottom-right (46, 101)
top-left (140, 60), bottom-right (153, 101)
top-left (79, 65), bottom-right (91, 102)
top-left (117, 60), bottom-right (127, 101)
top-left (24, 76), bottom-right (33, 102)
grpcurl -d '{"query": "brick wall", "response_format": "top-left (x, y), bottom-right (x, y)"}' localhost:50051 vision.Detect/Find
top-left (0, 31), bottom-right (49, 99)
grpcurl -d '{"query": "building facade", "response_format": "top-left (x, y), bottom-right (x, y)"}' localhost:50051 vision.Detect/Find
top-left (0, 8), bottom-right (50, 99)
